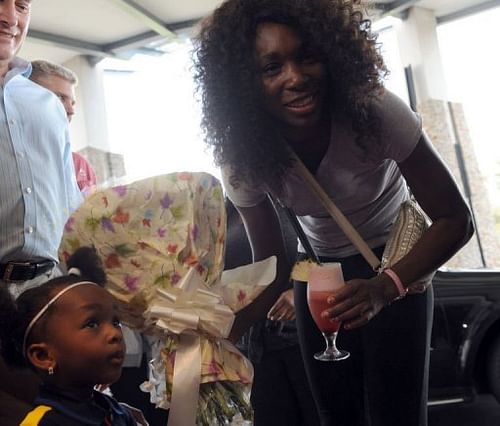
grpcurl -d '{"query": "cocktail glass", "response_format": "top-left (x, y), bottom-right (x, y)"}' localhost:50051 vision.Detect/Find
top-left (307, 262), bottom-right (350, 361)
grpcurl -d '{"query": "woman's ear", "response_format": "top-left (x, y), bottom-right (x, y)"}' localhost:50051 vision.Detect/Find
top-left (26, 343), bottom-right (56, 372)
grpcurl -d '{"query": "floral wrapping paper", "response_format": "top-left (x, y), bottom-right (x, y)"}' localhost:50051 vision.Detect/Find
top-left (59, 172), bottom-right (276, 425)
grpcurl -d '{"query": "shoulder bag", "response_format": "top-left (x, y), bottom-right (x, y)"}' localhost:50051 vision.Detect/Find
top-left (287, 152), bottom-right (434, 293)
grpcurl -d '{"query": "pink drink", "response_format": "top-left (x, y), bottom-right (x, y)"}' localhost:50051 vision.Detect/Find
top-left (308, 290), bottom-right (341, 333)
top-left (307, 262), bottom-right (345, 334)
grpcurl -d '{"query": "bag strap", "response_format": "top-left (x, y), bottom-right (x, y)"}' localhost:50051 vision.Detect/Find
top-left (289, 150), bottom-right (381, 270)
top-left (275, 199), bottom-right (322, 265)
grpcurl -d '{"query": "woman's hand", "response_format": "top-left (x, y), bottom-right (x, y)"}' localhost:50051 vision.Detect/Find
top-left (321, 275), bottom-right (398, 330)
top-left (267, 289), bottom-right (295, 322)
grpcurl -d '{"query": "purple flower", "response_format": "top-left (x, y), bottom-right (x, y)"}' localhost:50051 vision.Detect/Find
top-left (113, 185), bottom-right (128, 197)
top-left (191, 224), bottom-right (199, 241)
top-left (160, 193), bottom-right (173, 209)
top-left (101, 217), bottom-right (116, 233)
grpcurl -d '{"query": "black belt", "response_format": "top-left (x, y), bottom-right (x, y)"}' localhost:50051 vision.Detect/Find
top-left (0, 260), bottom-right (56, 283)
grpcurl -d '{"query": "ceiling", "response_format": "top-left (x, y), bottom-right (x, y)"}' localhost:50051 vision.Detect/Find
top-left (19, 0), bottom-right (499, 64)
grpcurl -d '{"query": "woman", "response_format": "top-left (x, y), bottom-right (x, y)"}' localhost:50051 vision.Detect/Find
top-left (193, 1), bottom-right (473, 425)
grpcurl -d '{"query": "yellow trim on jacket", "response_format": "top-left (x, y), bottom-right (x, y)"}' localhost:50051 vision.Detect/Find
top-left (19, 405), bottom-right (52, 426)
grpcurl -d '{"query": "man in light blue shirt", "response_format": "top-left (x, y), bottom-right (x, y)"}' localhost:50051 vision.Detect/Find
top-left (0, 1), bottom-right (82, 423)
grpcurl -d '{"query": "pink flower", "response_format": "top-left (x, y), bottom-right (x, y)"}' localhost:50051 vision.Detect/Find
top-left (171, 272), bottom-right (182, 285)
top-left (124, 275), bottom-right (140, 292)
top-left (207, 359), bottom-right (221, 376)
top-left (178, 172), bottom-right (193, 181)
top-left (238, 289), bottom-right (247, 302)
top-left (167, 244), bottom-right (178, 255)
top-left (64, 217), bottom-right (75, 232)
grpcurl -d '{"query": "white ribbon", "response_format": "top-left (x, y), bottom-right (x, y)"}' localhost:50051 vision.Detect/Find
top-left (142, 256), bottom-right (277, 426)
top-left (168, 333), bottom-right (202, 426)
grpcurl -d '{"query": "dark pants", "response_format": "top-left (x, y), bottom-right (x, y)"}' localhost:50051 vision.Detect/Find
top-left (251, 345), bottom-right (320, 426)
top-left (294, 249), bottom-right (433, 426)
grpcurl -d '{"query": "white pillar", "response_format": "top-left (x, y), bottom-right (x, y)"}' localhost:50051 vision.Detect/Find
top-left (394, 7), bottom-right (448, 103)
top-left (62, 56), bottom-right (126, 187)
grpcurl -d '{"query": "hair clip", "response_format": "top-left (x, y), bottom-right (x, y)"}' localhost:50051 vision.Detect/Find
top-left (68, 267), bottom-right (81, 276)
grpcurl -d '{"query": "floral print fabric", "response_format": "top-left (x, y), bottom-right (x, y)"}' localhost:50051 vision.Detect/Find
top-left (59, 173), bottom-right (273, 418)
top-left (60, 172), bottom-right (226, 328)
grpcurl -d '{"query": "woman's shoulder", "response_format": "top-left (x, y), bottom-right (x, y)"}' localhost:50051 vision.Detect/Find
top-left (371, 88), bottom-right (422, 161)
top-left (371, 88), bottom-right (408, 112)
top-left (221, 165), bottom-right (268, 208)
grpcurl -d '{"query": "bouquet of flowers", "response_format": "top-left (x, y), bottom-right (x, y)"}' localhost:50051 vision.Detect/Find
top-left (60, 172), bottom-right (276, 426)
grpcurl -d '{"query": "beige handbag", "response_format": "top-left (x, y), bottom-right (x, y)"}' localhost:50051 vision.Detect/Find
top-left (290, 152), bottom-right (434, 293)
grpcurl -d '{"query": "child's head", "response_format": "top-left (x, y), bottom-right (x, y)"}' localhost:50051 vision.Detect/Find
top-left (0, 247), bottom-right (125, 391)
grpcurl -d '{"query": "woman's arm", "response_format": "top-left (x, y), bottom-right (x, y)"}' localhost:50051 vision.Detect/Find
top-left (228, 196), bottom-right (292, 341)
top-left (391, 132), bottom-right (474, 283)
top-left (323, 133), bottom-right (474, 329)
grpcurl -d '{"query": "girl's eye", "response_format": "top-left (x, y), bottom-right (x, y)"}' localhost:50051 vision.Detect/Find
top-left (112, 318), bottom-right (122, 328)
top-left (84, 319), bottom-right (99, 329)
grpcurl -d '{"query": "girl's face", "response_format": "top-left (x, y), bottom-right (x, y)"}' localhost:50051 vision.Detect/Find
top-left (44, 285), bottom-right (125, 391)
top-left (254, 22), bottom-right (328, 137)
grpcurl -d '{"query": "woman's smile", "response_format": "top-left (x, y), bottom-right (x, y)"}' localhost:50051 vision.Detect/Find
top-left (284, 91), bottom-right (319, 114)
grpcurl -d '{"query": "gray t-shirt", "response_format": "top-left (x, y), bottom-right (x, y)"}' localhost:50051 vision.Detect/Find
top-left (223, 90), bottom-right (422, 258)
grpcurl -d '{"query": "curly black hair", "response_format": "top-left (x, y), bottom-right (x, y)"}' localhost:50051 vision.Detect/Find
top-left (0, 247), bottom-right (106, 370)
top-left (193, 0), bottom-right (387, 188)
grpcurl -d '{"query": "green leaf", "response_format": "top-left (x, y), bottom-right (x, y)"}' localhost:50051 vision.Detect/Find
top-left (114, 244), bottom-right (136, 257)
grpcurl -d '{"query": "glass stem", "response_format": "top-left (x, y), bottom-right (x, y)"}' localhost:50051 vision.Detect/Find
top-left (322, 331), bottom-right (341, 356)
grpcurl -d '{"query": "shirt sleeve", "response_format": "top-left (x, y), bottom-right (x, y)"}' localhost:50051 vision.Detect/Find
top-left (221, 166), bottom-right (267, 208)
top-left (375, 89), bottom-right (423, 163)
top-left (63, 130), bottom-right (84, 213)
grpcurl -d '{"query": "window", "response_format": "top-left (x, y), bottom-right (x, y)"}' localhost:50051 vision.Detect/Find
top-left (102, 39), bottom-right (219, 184)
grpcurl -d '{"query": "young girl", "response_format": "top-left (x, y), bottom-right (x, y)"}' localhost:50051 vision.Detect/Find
top-left (0, 247), bottom-right (138, 426)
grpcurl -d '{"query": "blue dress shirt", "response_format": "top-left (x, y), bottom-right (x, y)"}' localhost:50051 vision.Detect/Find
top-left (0, 58), bottom-right (82, 263)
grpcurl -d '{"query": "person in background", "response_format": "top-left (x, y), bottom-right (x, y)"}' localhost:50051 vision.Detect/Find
top-left (193, 0), bottom-right (474, 425)
top-left (30, 59), bottom-right (97, 197)
top-left (0, 247), bottom-right (142, 426)
top-left (225, 198), bottom-right (320, 426)
top-left (0, 1), bottom-right (83, 423)
top-left (30, 61), bottom-right (157, 423)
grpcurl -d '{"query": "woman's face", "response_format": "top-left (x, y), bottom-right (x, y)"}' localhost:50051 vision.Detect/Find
top-left (254, 22), bottom-right (328, 135)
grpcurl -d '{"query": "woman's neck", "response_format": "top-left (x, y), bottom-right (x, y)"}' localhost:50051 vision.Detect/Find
top-left (285, 116), bottom-right (331, 174)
